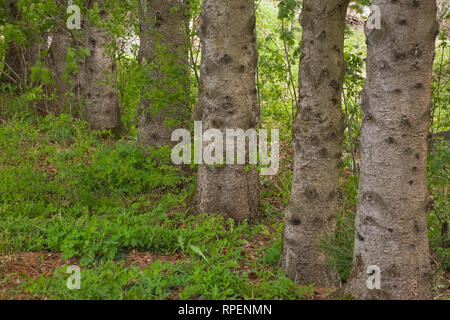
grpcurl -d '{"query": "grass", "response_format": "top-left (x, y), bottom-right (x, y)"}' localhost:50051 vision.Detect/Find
top-left (1, 107), bottom-right (449, 300)
top-left (0, 111), bottom-right (316, 300)
top-left (0, 99), bottom-right (448, 300)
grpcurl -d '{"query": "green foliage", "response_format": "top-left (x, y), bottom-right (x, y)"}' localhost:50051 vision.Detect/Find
top-left (256, 0), bottom-right (301, 137)
top-left (117, 52), bottom-right (144, 136)
top-left (1, 0), bottom-right (449, 301)
top-left (428, 140), bottom-right (450, 271)
top-left (0, 112), bottom-right (311, 299)
top-left (259, 238), bottom-right (283, 267)
top-left (349, 0), bottom-right (371, 14)
top-left (26, 260), bottom-right (181, 300)
top-left (320, 212), bottom-right (355, 282)
top-left (320, 174), bottom-right (358, 281)
top-left (277, 0), bottom-right (301, 20)
top-left (431, 29), bottom-right (450, 132)
top-left (24, 257), bottom-right (312, 300)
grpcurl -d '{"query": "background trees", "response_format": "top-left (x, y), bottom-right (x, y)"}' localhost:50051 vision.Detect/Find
top-left (45, 0), bottom-right (79, 115)
top-left (46, 24), bottom-right (77, 115)
top-left (77, 0), bottom-right (122, 132)
top-left (0, 0), bottom-right (448, 300)
top-left (2, 0), bottom-right (45, 87)
top-left (138, 0), bottom-right (190, 149)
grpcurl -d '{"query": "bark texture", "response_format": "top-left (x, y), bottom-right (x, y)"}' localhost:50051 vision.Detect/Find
top-left (345, 0), bottom-right (439, 300)
top-left (280, 0), bottom-right (349, 286)
top-left (78, 1), bottom-right (121, 132)
top-left (195, 0), bottom-right (259, 223)
top-left (138, 0), bottom-right (190, 149)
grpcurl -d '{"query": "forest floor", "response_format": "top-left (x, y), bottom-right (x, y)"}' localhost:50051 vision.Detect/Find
top-left (0, 113), bottom-right (448, 300)
top-left (1, 198), bottom-right (449, 300)
top-left (1, 231), bottom-right (449, 300)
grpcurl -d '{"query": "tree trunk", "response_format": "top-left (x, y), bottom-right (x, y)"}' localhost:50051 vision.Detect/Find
top-left (78, 1), bottom-right (122, 133)
top-left (195, 0), bottom-right (259, 223)
top-left (280, 0), bottom-right (349, 286)
top-left (45, 0), bottom-right (81, 115)
top-left (345, 0), bottom-right (439, 299)
top-left (46, 27), bottom-right (77, 115)
top-left (138, 0), bottom-right (190, 149)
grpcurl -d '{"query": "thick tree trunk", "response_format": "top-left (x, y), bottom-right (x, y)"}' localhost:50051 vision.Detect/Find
top-left (78, 1), bottom-right (121, 133)
top-left (138, 0), bottom-right (190, 149)
top-left (344, 0), bottom-right (439, 300)
top-left (195, 0), bottom-right (259, 223)
top-left (280, 0), bottom-right (349, 286)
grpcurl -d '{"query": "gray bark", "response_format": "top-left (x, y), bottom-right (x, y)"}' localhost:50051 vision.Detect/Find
top-left (78, 1), bottom-right (122, 133)
top-left (195, 0), bottom-right (259, 223)
top-left (345, 0), bottom-right (439, 300)
top-left (280, 0), bottom-right (350, 286)
top-left (138, 0), bottom-right (190, 149)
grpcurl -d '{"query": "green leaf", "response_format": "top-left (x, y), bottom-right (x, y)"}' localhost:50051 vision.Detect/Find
top-left (189, 244), bottom-right (209, 264)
